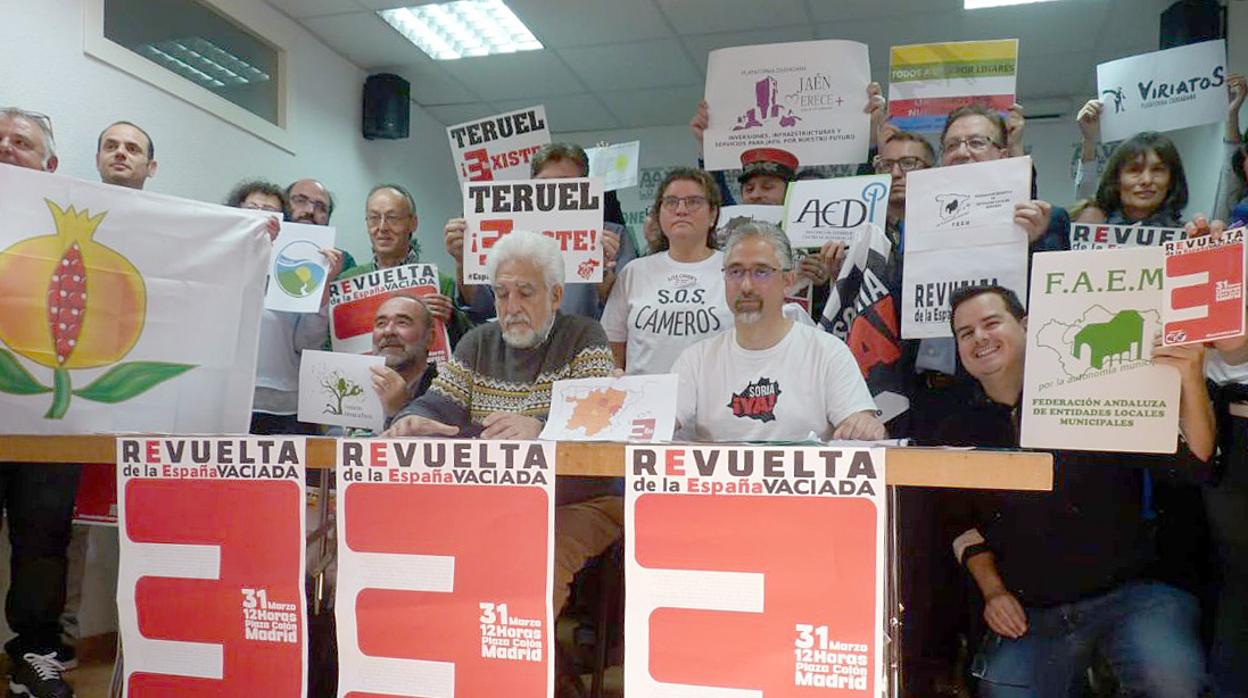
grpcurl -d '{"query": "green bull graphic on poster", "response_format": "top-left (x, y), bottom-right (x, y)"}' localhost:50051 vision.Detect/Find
top-left (1021, 248), bottom-right (1180, 454)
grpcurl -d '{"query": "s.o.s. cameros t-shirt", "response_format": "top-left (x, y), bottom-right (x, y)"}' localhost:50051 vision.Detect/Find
top-left (602, 250), bottom-right (730, 374)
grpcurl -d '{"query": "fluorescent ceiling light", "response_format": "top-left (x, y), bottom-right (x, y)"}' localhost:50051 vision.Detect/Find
top-left (138, 37), bottom-right (270, 88)
top-left (379, 1), bottom-right (543, 61)
top-left (965, 0), bottom-right (1063, 8)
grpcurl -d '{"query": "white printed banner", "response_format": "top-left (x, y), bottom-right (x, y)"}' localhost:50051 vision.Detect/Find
top-left (540, 374), bottom-right (678, 442)
top-left (704, 40), bottom-right (871, 170)
top-left (783, 174), bottom-right (891, 247)
top-left (327, 263), bottom-right (451, 362)
top-left (0, 166), bottom-right (268, 433)
top-left (1096, 39), bottom-right (1228, 141)
top-left (447, 106), bottom-right (552, 183)
top-left (265, 222), bottom-right (336, 313)
top-left (1022, 248), bottom-right (1180, 453)
top-left (586, 141), bottom-right (640, 191)
top-left (117, 437), bottom-right (307, 696)
top-left (462, 178), bottom-right (605, 284)
top-left (336, 439), bottom-right (555, 698)
top-left (901, 157), bottom-right (1032, 338)
top-left (1069, 222), bottom-right (1187, 251)
top-left (625, 444), bottom-right (886, 695)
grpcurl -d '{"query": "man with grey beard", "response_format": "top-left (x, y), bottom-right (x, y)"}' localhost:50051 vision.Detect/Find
top-left (672, 222), bottom-right (885, 442)
top-left (384, 230), bottom-right (621, 614)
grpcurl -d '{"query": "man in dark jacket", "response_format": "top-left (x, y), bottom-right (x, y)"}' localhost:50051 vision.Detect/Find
top-left (938, 284), bottom-right (1215, 697)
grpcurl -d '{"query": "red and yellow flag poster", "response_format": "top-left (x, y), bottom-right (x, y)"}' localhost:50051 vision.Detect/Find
top-left (116, 437), bottom-right (308, 697)
top-left (625, 445), bottom-right (886, 696)
top-left (335, 439), bottom-right (555, 697)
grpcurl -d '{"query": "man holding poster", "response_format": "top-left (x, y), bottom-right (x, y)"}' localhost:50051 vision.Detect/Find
top-left (938, 284), bottom-right (1214, 696)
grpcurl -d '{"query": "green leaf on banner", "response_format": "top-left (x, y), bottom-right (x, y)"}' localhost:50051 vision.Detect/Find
top-left (0, 349), bottom-right (51, 395)
top-left (74, 362), bottom-right (196, 403)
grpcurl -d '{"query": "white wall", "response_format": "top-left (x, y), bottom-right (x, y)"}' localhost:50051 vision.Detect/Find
top-left (0, 0), bottom-right (457, 273)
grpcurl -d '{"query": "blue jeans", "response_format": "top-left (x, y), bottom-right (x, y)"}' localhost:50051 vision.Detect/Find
top-left (973, 581), bottom-right (1206, 697)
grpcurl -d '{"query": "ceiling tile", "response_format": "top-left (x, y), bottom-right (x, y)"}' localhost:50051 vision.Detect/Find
top-left (356, 0), bottom-right (442, 8)
top-left (266, 0), bottom-right (365, 19)
top-left (302, 11), bottom-right (427, 67)
top-left (655, 0), bottom-right (809, 34)
top-left (440, 50), bottom-right (586, 100)
top-left (378, 59), bottom-right (480, 104)
top-left (681, 25), bottom-right (817, 75)
top-left (495, 93), bottom-right (620, 132)
top-left (559, 39), bottom-right (700, 91)
top-left (598, 86), bottom-right (705, 129)
top-left (805, 0), bottom-right (958, 23)
top-left (507, 0), bottom-right (673, 48)
top-left (424, 102), bottom-right (502, 126)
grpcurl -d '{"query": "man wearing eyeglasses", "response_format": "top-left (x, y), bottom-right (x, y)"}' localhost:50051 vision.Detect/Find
top-left (0, 107), bottom-right (78, 698)
top-left (95, 121), bottom-right (157, 190)
top-left (340, 184), bottom-right (470, 345)
top-left (673, 221), bottom-right (884, 442)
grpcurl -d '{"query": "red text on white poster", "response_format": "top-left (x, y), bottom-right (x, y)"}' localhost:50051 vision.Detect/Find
top-left (116, 437), bottom-right (307, 697)
top-left (335, 439), bottom-right (555, 698)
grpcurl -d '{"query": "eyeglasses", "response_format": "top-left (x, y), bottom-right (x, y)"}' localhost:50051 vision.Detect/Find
top-left (724, 265), bottom-right (786, 283)
top-left (872, 156), bottom-right (930, 174)
top-left (290, 193), bottom-right (329, 214)
top-left (366, 213), bottom-right (410, 227)
top-left (660, 195), bottom-right (709, 211)
top-left (941, 135), bottom-right (1001, 155)
top-left (241, 202), bottom-right (284, 214)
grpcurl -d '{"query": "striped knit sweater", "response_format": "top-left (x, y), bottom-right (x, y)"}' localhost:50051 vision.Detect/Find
top-left (393, 312), bottom-right (615, 436)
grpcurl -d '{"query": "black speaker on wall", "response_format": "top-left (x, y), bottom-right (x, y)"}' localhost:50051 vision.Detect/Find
top-left (363, 73), bottom-right (410, 140)
top-left (1159, 0), bottom-right (1224, 49)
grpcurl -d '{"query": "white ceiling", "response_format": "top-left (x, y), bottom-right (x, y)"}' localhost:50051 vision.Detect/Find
top-left (267, 0), bottom-right (1174, 132)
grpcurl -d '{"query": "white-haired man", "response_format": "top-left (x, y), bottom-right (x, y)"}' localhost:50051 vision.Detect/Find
top-left (385, 230), bottom-right (620, 612)
top-left (673, 222), bottom-right (886, 441)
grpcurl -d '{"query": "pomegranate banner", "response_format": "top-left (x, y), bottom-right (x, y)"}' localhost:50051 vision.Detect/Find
top-left (327, 263), bottom-right (451, 363)
top-left (1163, 228), bottom-right (1246, 346)
top-left (116, 437), bottom-right (308, 697)
top-left (462, 178), bottom-right (605, 285)
top-left (336, 439), bottom-right (555, 698)
top-left (0, 166), bottom-right (268, 433)
top-left (625, 445), bottom-right (887, 696)
top-left (446, 105), bottom-right (551, 183)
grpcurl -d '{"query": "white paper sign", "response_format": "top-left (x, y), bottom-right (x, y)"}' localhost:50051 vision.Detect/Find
top-left (1069, 222), bottom-right (1187, 251)
top-left (715, 204), bottom-right (784, 248)
top-left (783, 174), bottom-right (891, 247)
top-left (540, 374), bottom-right (678, 442)
top-left (704, 40), bottom-right (871, 170)
top-left (446, 105), bottom-right (552, 183)
top-left (462, 177), bottom-right (605, 284)
top-left (901, 157), bottom-right (1032, 338)
top-left (265, 222), bottom-right (336, 313)
top-left (297, 350), bottom-right (385, 433)
top-left (1022, 247), bottom-right (1180, 453)
top-left (1096, 39), bottom-right (1228, 142)
top-left (586, 141), bottom-right (640, 191)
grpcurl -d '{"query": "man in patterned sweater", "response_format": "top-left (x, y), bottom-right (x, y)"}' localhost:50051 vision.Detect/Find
top-left (385, 230), bottom-right (619, 612)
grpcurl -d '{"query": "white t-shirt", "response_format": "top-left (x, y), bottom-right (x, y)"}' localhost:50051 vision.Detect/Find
top-left (601, 250), bottom-right (731, 374)
top-left (673, 322), bottom-right (878, 442)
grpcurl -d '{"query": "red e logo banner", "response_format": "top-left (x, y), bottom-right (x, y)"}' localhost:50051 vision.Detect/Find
top-left (336, 439), bottom-right (555, 698)
top-left (116, 437), bottom-right (308, 697)
top-left (625, 445), bottom-right (887, 696)
top-left (1163, 229), bottom-right (1246, 345)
